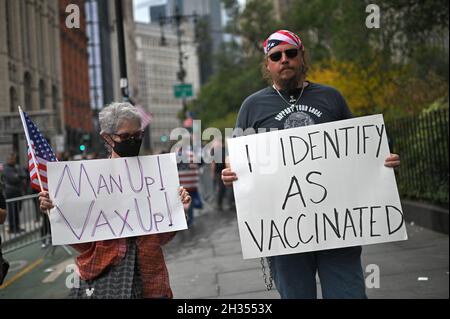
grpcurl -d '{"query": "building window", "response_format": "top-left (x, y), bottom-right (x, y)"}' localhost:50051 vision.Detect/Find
top-left (9, 87), bottom-right (17, 113)
top-left (24, 72), bottom-right (32, 110)
top-left (24, 1), bottom-right (31, 62)
top-left (5, 0), bottom-right (14, 57)
top-left (52, 85), bottom-right (58, 111)
top-left (19, 0), bottom-right (29, 63)
top-left (36, 5), bottom-right (44, 68)
top-left (48, 16), bottom-right (55, 75)
top-left (39, 80), bottom-right (46, 110)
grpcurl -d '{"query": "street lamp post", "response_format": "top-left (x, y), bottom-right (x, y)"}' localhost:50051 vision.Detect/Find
top-left (158, 6), bottom-right (197, 116)
top-left (115, 0), bottom-right (130, 102)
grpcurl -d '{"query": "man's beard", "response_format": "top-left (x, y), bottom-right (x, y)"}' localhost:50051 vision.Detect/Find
top-left (277, 67), bottom-right (304, 91)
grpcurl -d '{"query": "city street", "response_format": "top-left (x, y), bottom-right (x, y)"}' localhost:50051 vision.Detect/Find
top-left (1, 198), bottom-right (448, 299)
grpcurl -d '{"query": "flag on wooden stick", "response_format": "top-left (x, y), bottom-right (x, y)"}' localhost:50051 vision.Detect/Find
top-left (18, 107), bottom-right (57, 191)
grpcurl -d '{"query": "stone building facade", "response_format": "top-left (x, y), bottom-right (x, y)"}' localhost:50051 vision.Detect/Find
top-left (0, 0), bottom-right (64, 164)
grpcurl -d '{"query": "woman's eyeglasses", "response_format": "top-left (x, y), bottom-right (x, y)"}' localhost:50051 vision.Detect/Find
top-left (111, 130), bottom-right (144, 141)
top-left (268, 48), bottom-right (299, 62)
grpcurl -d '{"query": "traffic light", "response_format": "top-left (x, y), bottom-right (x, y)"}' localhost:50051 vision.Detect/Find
top-left (79, 133), bottom-right (90, 153)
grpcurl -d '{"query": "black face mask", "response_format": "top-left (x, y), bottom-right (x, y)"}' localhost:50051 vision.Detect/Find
top-left (112, 138), bottom-right (142, 157)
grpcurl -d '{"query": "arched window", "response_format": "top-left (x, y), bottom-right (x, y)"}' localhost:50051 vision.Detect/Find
top-left (24, 72), bottom-right (32, 110)
top-left (39, 79), bottom-right (45, 110)
top-left (9, 87), bottom-right (17, 113)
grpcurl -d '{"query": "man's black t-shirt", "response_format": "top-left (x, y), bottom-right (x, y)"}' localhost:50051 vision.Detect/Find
top-left (235, 82), bottom-right (352, 132)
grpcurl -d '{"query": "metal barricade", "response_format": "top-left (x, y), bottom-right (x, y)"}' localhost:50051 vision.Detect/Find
top-left (0, 193), bottom-right (52, 254)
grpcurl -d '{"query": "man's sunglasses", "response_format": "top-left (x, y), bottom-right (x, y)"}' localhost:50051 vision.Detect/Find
top-left (111, 130), bottom-right (144, 141)
top-left (268, 48), bottom-right (299, 62)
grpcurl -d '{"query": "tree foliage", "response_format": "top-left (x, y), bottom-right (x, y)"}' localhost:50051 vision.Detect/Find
top-left (239, 0), bottom-right (280, 56)
top-left (188, 0), bottom-right (449, 127)
top-left (188, 56), bottom-right (265, 127)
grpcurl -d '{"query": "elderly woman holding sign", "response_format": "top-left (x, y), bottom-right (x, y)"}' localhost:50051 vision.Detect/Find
top-left (39, 102), bottom-right (191, 299)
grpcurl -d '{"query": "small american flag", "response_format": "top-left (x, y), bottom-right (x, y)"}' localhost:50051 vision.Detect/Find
top-left (135, 104), bottom-right (153, 129)
top-left (23, 111), bottom-right (57, 191)
top-left (178, 148), bottom-right (199, 191)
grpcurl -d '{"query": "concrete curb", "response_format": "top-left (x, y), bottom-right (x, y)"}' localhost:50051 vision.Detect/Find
top-left (402, 200), bottom-right (449, 234)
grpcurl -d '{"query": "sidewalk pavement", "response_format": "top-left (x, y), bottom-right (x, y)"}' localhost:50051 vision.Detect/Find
top-left (164, 205), bottom-right (449, 299)
top-left (0, 202), bottom-right (447, 299)
top-left (165, 208), bottom-right (280, 299)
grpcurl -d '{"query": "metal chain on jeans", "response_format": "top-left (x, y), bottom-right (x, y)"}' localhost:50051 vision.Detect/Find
top-left (260, 257), bottom-right (273, 291)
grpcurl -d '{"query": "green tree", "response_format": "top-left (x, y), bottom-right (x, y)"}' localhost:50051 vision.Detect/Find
top-left (239, 0), bottom-right (280, 56)
top-left (195, 16), bottom-right (214, 84)
top-left (191, 0), bottom-right (448, 127)
top-left (284, 0), bottom-right (373, 66)
top-left (188, 56), bottom-right (265, 128)
top-left (188, 0), bottom-right (277, 127)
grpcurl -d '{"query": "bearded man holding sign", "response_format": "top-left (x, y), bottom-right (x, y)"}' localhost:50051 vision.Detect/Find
top-left (222, 30), bottom-right (401, 299)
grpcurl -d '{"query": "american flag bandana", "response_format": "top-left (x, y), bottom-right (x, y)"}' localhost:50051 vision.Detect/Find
top-left (263, 30), bottom-right (304, 55)
top-left (22, 111), bottom-right (57, 191)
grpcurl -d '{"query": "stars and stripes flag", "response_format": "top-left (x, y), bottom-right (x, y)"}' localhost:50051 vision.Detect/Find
top-left (19, 107), bottom-right (57, 191)
top-left (178, 148), bottom-right (199, 192)
top-left (135, 104), bottom-right (153, 129)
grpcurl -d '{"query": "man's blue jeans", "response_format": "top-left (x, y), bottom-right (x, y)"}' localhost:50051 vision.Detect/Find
top-left (269, 246), bottom-right (367, 299)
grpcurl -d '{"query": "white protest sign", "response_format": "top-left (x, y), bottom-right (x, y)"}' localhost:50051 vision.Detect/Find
top-left (47, 153), bottom-right (187, 245)
top-left (228, 114), bottom-right (408, 259)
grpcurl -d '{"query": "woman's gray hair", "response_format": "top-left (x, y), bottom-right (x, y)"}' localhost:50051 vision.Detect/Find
top-left (99, 102), bottom-right (142, 134)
